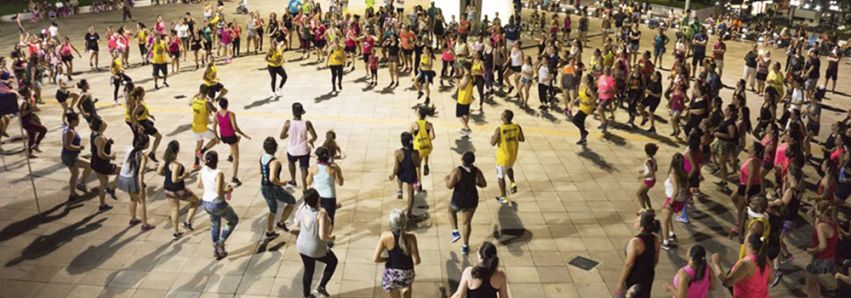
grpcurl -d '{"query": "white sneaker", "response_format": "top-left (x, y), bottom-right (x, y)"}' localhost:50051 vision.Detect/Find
top-left (271, 90), bottom-right (277, 98)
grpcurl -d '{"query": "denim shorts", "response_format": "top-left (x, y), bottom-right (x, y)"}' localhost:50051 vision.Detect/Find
top-left (261, 185), bottom-right (296, 213)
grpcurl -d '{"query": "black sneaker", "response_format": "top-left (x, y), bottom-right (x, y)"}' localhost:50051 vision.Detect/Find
top-left (173, 231), bottom-right (184, 241)
top-left (98, 204), bottom-right (113, 212)
top-left (277, 221), bottom-right (290, 232)
top-left (417, 91), bottom-right (423, 99)
top-left (576, 138), bottom-right (587, 145)
top-left (265, 231), bottom-right (279, 240)
top-left (231, 177), bottom-right (242, 186)
top-left (423, 165), bottom-right (430, 176)
top-left (182, 221), bottom-right (194, 231)
top-left (227, 155), bottom-right (234, 163)
top-left (647, 127), bottom-right (656, 134)
top-left (106, 188), bottom-right (118, 200)
top-left (314, 287), bottom-right (330, 297)
top-left (661, 241), bottom-right (676, 251)
top-left (424, 97), bottom-right (431, 105)
top-left (147, 152), bottom-right (159, 163)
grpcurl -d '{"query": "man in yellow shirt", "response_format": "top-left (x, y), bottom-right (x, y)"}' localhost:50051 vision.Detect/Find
top-left (202, 60), bottom-right (228, 100)
top-left (490, 109), bottom-right (524, 204)
top-left (149, 34), bottom-right (169, 89)
top-left (456, 62), bottom-right (474, 137)
top-left (191, 85), bottom-right (219, 169)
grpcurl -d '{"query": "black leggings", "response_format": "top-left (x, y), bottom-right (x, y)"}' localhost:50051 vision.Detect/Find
top-left (300, 251), bottom-right (338, 296)
top-left (268, 66), bottom-right (288, 92)
top-left (441, 60), bottom-right (455, 78)
top-left (22, 118), bottom-right (46, 151)
top-left (112, 73), bottom-right (132, 101)
top-left (232, 38), bottom-right (240, 57)
top-left (494, 65), bottom-right (504, 86)
top-left (474, 75), bottom-right (485, 106)
top-left (573, 110), bottom-right (589, 137)
top-left (538, 83), bottom-right (550, 105)
top-left (330, 65), bottom-right (343, 88)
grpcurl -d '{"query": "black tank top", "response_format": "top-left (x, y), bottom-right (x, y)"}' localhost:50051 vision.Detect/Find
top-left (90, 133), bottom-right (111, 166)
top-left (385, 232), bottom-right (414, 270)
top-left (396, 148), bottom-right (416, 183)
top-left (260, 156), bottom-right (280, 186)
top-left (625, 233), bottom-right (656, 293)
top-left (451, 166), bottom-right (479, 209)
top-left (163, 161), bottom-right (185, 191)
top-left (468, 272), bottom-right (498, 298)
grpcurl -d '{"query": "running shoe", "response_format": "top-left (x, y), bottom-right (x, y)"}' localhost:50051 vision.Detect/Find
top-left (770, 271), bottom-right (783, 288)
top-left (647, 127), bottom-right (657, 134)
top-left (147, 152), bottom-right (159, 163)
top-left (277, 221), bottom-right (290, 232)
top-left (173, 231), bottom-right (184, 241)
top-left (98, 204), bottom-right (113, 212)
top-left (461, 244), bottom-right (470, 255)
top-left (265, 231), bottom-right (280, 240)
top-left (231, 177), bottom-right (242, 186)
top-left (661, 241), bottom-right (676, 251)
top-left (106, 187), bottom-right (118, 200)
top-left (182, 221), bottom-right (194, 231)
top-left (314, 287), bottom-right (331, 297)
top-left (451, 230), bottom-right (461, 243)
top-left (510, 182), bottom-right (518, 194)
top-left (140, 224), bottom-right (155, 232)
top-left (129, 218), bottom-right (142, 226)
top-left (423, 165), bottom-right (430, 176)
top-left (396, 191), bottom-right (403, 200)
top-left (676, 216), bottom-right (689, 224)
top-left (495, 196), bottom-right (508, 205)
top-left (76, 183), bottom-right (88, 192)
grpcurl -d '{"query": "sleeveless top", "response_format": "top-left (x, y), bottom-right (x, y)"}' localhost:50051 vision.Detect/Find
top-left (467, 272), bottom-right (499, 298)
top-left (413, 120), bottom-right (432, 152)
top-left (313, 163), bottom-right (336, 198)
top-left (118, 146), bottom-right (140, 182)
top-left (396, 148), bottom-right (417, 183)
top-left (495, 123), bottom-right (520, 166)
top-left (643, 157), bottom-right (656, 181)
top-left (739, 157), bottom-right (761, 186)
top-left (260, 153), bottom-right (280, 187)
top-left (216, 111), bottom-right (235, 137)
top-left (739, 212), bottom-right (771, 260)
top-left (62, 126), bottom-right (81, 156)
top-left (386, 231), bottom-right (414, 270)
top-left (625, 233), bottom-right (656, 292)
top-left (200, 167), bottom-right (222, 202)
top-left (90, 133), bottom-right (111, 168)
top-left (732, 254), bottom-right (770, 298)
top-left (672, 265), bottom-right (711, 298)
top-left (451, 166), bottom-right (479, 209)
top-left (163, 161), bottom-right (186, 192)
top-left (813, 222), bottom-right (839, 259)
top-left (287, 120), bottom-right (309, 156)
top-left (297, 206), bottom-right (328, 258)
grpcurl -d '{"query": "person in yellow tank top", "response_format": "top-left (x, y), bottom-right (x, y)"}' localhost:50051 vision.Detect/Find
top-left (572, 74), bottom-right (597, 145)
top-left (737, 196), bottom-right (769, 260)
top-left (149, 35), bottom-right (169, 89)
top-left (110, 51), bottom-right (132, 103)
top-left (202, 61), bottom-right (228, 100)
top-left (471, 53), bottom-right (486, 112)
top-left (266, 42), bottom-right (288, 97)
top-left (490, 109), bottom-right (524, 204)
top-left (415, 47), bottom-right (436, 105)
top-left (191, 85), bottom-right (220, 169)
top-left (327, 44), bottom-right (346, 92)
top-left (410, 108), bottom-right (435, 191)
top-left (135, 25), bottom-right (149, 64)
top-left (456, 62), bottom-right (474, 136)
top-left (127, 86), bottom-right (163, 162)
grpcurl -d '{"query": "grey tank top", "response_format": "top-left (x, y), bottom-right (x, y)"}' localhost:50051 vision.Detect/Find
top-left (296, 207), bottom-right (328, 258)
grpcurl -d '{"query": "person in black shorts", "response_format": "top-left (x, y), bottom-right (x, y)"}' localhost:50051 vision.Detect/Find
top-left (640, 71), bottom-right (663, 133)
top-left (446, 151), bottom-right (487, 255)
top-left (89, 117), bottom-right (120, 212)
top-left (85, 25), bottom-right (100, 70)
top-left (390, 132), bottom-right (420, 219)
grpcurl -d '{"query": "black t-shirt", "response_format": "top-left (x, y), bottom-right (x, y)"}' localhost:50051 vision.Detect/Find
top-left (745, 51), bottom-right (758, 68)
top-left (85, 32), bottom-right (99, 49)
top-left (614, 12), bottom-right (626, 27)
top-left (504, 24), bottom-right (520, 41)
top-left (648, 80), bottom-right (662, 96)
top-left (806, 57), bottom-right (821, 79)
top-left (693, 34), bottom-right (707, 54)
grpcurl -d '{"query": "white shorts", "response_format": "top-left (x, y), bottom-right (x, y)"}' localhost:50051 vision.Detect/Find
top-left (496, 165), bottom-right (513, 179)
top-left (193, 129), bottom-right (216, 141)
top-left (714, 59), bottom-right (724, 70)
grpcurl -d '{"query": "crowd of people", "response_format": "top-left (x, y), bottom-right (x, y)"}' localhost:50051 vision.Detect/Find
top-left (2, 0), bottom-right (851, 297)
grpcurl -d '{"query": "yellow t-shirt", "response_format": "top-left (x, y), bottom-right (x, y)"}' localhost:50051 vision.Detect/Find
top-left (578, 85), bottom-right (594, 114)
top-left (151, 41), bottom-right (168, 64)
top-left (420, 55), bottom-right (432, 70)
top-left (767, 70), bottom-right (784, 95)
top-left (496, 123), bottom-right (521, 166)
top-left (203, 66), bottom-right (218, 86)
top-left (136, 31), bottom-right (147, 45)
top-left (266, 49), bottom-right (284, 67)
top-left (192, 96), bottom-right (210, 133)
top-left (471, 61), bottom-right (484, 76)
top-left (457, 75), bottom-right (474, 105)
top-left (111, 58), bottom-right (124, 74)
top-left (413, 120), bottom-right (432, 155)
top-left (329, 49), bottom-right (346, 66)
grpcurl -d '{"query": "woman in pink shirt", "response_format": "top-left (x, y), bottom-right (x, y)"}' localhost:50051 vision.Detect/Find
top-left (213, 98), bottom-right (251, 186)
top-left (710, 233), bottom-right (773, 298)
top-left (667, 244), bottom-right (715, 298)
top-left (596, 68), bottom-right (615, 133)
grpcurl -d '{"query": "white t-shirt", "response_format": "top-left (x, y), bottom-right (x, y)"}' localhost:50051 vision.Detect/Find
top-left (200, 166), bottom-right (221, 202)
top-left (48, 25), bottom-right (59, 38)
top-left (537, 65), bottom-right (550, 82)
top-left (175, 24), bottom-right (190, 38)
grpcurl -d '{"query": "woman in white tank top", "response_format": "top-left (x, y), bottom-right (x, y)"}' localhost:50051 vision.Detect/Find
top-left (197, 151), bottom-right (239, 259)
top-left (280, 102), bottom-right (317, 190)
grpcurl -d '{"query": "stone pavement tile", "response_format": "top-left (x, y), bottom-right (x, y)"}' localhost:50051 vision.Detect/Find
top-left (202, 275), bottom-right (242, 294)
top-left (107, 270), bottom-right (148, 288)
top-left (575, 224), bottom-right (606, 237)
top-left (537, 266), bottom-right (573, 284)
top-left (34, 283), bottom-right (75, 298)
top-left (139, 271), bottom-right (179, 290)
top-left (165, 290), bottom-right (201, 298)
top-left (505, 266), bottom-right (541, 283)
top-left (340, 263), bottom-right (378, 282)
top-left (235, 276), bottom-right (275, 296)
top-left (133, 289), bottom-right (169, 297)
top-left (566, 265), bottom-right (605, 285)
top-left (100, 286), bottom-right (137, 298)
top-left (582, 237), bottom-right (616, 252)
top-left (0, 280), bottom-right (42, 298)
top-left (508, 283), bottom-right (546, 298)
top-left (77, 268), bottom-right (118, 286)
top-left (270, 277), bottom-right (303, 297)
top-left (66, 285), bottom-right (106, 298)
top-left (574, 281), bottom-right (612, 298)
top-left (543, 283), bottom-right (581, 298)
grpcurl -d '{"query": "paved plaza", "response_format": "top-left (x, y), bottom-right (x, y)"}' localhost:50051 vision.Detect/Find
top-left (1, 1), bottom-right (851, 297)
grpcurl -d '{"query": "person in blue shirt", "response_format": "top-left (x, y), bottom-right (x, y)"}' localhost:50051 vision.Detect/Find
top-left (288, 0), bottom-right (301, 16)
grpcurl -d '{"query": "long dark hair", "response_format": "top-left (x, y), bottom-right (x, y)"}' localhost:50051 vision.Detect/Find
top-left (747, 233), bottom-right (768, 272)
top-left (163, 140), bottom-right (179, 164)
top-left (472, 241), bottom-right (499, 280)
top-left (639, 211), bottom-right (661, 235)
top-left (689, 245), bottom-right (708, 282)
top-left (400, 132), bottom-right (413, 150)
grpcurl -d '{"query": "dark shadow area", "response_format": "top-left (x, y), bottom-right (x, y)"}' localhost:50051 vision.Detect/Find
top-left (10, 162), bottom-right (66, 182)
top-left (377, 84), bottom-right (397, 94)
top-left (167, 123), bottom-right (193, 137)
top-left (494, 202), bottom-right (531, 256)
top-left (313, 91), bottom-right (338, 103)
top-left (470, 111), bottom-right (488, 125)
top-left (441, 251), bottom-right (469, 298)
top-left (450, 136), bottom-right (475, 155)
top-left (0, 197), bottom-right (92, 242)
top-left (539, 109), bottom-right (559, 123)
top-left (243, 96), bottom-right (277, 110)
top-left (577, 146), bottom-right (615, 172)
top-left (67, 225), bottom-right (143, 274)
top-left (633, 129), bottom-right (680, 148)
top-left (100, 240), bottom-right (181, 297)
top-left (601, 131), bottom-right (628, 147)
top-left (4, 203), bottom-right (99, 267)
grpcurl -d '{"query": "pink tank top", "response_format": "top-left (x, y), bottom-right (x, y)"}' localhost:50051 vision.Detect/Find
top-left (739, 157), bottom-right (761, 185)
top-left (216, 111), bottom-right (235, 137)
top-left (732, 254), bottom-right (771, 298)
top-left (287, 120), bottom-right (309, 156)
top-left (672, 265), bottom-right (710, 298)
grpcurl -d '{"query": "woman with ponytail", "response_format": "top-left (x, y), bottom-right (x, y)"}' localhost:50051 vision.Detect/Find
top-left (373, 208), bottom-right (421, 297)
top-left (805, 201), bottom-right (839, 298)
top-left (615, 211), bottom-right (661, 298)
top-left (667, 244), bottom-right (715, 297)
top-left (710, 233), bottom-right (773, 298)
top-left (117, 133), bottom-right (154, 231)
top-left (452, 241), bottom-right (508, 298)
top-left (661, 153), bottom-right (689, 251)
top-left (158, 140), bottom-right (200, 240)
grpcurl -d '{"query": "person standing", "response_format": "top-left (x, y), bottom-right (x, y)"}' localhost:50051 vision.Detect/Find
top-left (823, 46), bottom-right (841, 93)
top-left (390, 132), bottom-right (420, 219)
top-left (615, 211), bottom-right (661, 298)
top-left (122, 0), bottom-right (134, 22)
top-left (373, 208), bottom-right (421, 298)
top-left (117, 134), bottom-right (154, 231)
top-left (259, 137), bottom-right (296, 238)
top-left (710, 233), bottom-right (773, 298)
top-left (743, 44), bottom-right (758, 92)
top-left (572, 74), bottom-right (596, 145)
top-left (805, 202), bottom-right (839, 298)
top-left (213, 98), bottom-right (251, 186)
top-left (149, 34), bottom-right (169, 89)
top-left (280, 102), bottom-right (317, 191)
top-left (159, 140), bottom-right (200, 240)
top-left (666, 244), bottom-right (716, 297)
top-left (198, 151), bottom-right (238, 259)
top-left (266, 42), bottom-right (288, 98)
top-left (446, 151), bottom-right (486, 255)
top-left (308, 147), bottom-right (344, 226)
top-left (296, 188), bottom-right (338, 298)
top-left (456, 62), bottom-right (474, 137)
top-left (84, 26), bottom-right (101, 70)
top-left (89, 117), bottom-right (120, 212)
top-left (491, 109), bottom-right (524, 205)
top-left (712, 38), bottom-right (726, 78)
top-left (191, 86), bottom-right (220, 170)
top-left (327, 43), bottom-right (346, 92)
top-left (62, 112), bottom-right (93, 201)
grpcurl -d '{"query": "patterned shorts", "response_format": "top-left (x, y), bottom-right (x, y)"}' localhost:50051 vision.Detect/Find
top-left (806, 258), bottom-right (835, 275)
top-left (381, 268), bottom-right (415, 291)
